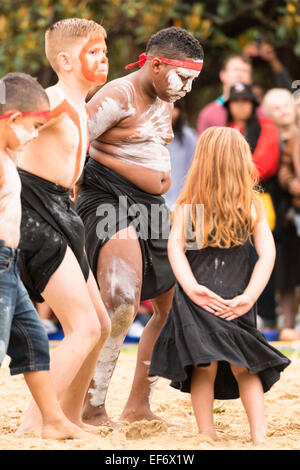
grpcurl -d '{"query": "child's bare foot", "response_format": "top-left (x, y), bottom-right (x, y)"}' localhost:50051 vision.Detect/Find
top-left (82, 406), bottom-right (120, 429)
top-left (197, 426), bottom-right (219, 441)
top-left (199, 432), bottom-right (219, 441)
top-left (252, 434), bottom-right (267, 446)
top-left (41, 418), bottom-right (90, 440)
top-left (16, 422), bottom-right (41, 437)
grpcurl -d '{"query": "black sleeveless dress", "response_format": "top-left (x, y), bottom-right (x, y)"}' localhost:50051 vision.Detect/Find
top-left (149, 239), bottom-right (290, 399)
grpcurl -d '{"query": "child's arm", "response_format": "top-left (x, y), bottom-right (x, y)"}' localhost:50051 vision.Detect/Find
top-left (168, 207), bottom-right (229, 314)
top-left (216, 203), bottom-right (276, 321)
top-left (87, 81), bottom-right (135, 141)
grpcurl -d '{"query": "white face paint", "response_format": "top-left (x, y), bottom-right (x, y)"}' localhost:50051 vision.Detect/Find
top-left (166, 67), bottom-right (200, 102)
top-left (11, 123), bottom-right (39, 148)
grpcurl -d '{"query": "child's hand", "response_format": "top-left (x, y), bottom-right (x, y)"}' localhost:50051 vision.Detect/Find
top-left (187, 284), bottom-right (230, 314)
top-left (214, 294), bottom-right (254, 321)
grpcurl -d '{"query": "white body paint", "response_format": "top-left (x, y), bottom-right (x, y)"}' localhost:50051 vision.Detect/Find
top-left (89, 334), bottom-right (125, 407)
top-left (88, 80), bottom-right (136, 141)
top-left (115, 99), bottom-right (173, 172)
top-left (89, 257), bottom-right (139, 407)
top-left (88, 79), bottom-right (173, 172)
top-left (109, 257), bottom-right (139, 300)
top-left (0, 156), bottom-right (22, 248)
top-left (89, 96), bottom-right (136, 141)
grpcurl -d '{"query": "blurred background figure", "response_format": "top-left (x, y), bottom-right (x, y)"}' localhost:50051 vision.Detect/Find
top-left (252, 84), bottom-right (266, 104)
top-left (197, 39), bottom-right (292, 136)
top-left (263, 88), bottom-right (297, 142)
top-left (263, 89), bottom-right (300, 340)
top-left (164, 100), bottom-right (198, 210)
top-left (197, 54), bottom-right (254, 134)
top-left (243, 37), bottom-right (292, 91)
top-left (225, 83), bottom-right (280, 333)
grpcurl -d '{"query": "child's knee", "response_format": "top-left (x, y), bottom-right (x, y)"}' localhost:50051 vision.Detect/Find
top-left (82, 315), bottom-right (102, 347)
top-left (110, 302), bottom-right (136, 338)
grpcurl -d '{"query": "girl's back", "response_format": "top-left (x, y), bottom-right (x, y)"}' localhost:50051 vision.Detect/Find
top-left (186, 241), bottom-right (252, 302)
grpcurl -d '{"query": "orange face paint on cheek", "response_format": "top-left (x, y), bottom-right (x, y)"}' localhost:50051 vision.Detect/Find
top-left (79, 38), bottom-right (108, 84)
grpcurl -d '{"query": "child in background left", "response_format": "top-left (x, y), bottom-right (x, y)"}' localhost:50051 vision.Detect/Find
top-left (0, 72), bottom-right (88, 440)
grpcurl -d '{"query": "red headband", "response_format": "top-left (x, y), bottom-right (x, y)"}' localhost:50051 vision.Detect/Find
top-left (0, 110), bottom-right (50, 120)
top-left (125, 53), bottom-right (203, 71)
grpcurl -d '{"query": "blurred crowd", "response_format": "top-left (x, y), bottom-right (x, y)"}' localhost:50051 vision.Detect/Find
top-left (40, 38), bottom-right (300, 342)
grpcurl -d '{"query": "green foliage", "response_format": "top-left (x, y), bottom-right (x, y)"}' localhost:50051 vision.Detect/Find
top-left (0, 0), bottom-right (299, 120)
top-left (213, 404), bottom-right (226, 414)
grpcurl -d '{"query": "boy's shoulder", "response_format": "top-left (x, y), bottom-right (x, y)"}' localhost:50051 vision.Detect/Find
top-left (44, 85), bottom-right (87, 130)
top-left (102, 74), bottom-right (135, 92)
top-left (89, 75), bottom-right (136, 108)
top-left (46, 84), bottom-right (66, 109)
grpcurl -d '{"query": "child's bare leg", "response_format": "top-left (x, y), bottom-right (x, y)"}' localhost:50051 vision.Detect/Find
top-left (82, 226), bottom-right (142, 426)
top-left (17, 247), bottom-right (101, 434)
top-left (230, 364), bottom-right (266, 444)
top-left (59, 271), bottom-right (111, 426)
top-left (23, 370), bottom-right (89, 439)
top-left (120, 286), bottom-right (174, 423)
top-left (190, 362), bottom-right (218, 440)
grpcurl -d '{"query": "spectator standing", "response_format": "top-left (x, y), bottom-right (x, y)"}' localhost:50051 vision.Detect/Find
top-left (262, 89), bottom-right (300, 340)
top-left (164, 100), bottom-right (198, 209)
top-left (225, 83), bottom-right (280, 331)
top-left (197, 41), bottom-right (292, 135)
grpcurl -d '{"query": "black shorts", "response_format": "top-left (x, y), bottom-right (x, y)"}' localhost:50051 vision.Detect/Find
top-left (18, 169), bottom-right (90, 303)
top-left (76, 158), bottom-right (175, 301)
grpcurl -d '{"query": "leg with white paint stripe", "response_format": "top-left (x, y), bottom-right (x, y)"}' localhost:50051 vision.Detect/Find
top-left (82, 226), bottom-right (142, 426)
top-left (120, 285), bottom-right (174, 423)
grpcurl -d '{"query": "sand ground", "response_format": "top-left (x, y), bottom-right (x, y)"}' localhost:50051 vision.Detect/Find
top-left (0, 342), bottom-right (299, 451)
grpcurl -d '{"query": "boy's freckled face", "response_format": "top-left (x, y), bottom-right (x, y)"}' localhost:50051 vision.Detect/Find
top-left (79, 37), bottom-right (108, 85)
